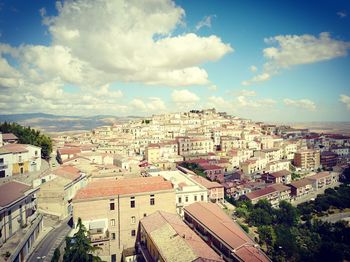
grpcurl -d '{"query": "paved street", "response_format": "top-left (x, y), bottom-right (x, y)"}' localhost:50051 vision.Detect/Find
top-left (319, 211), bottom-right (350, 223)
top-left (28, 217), bottom-right (72, 262)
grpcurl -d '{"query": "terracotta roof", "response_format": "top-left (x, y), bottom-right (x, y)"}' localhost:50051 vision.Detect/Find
top-left (2, 133), bottom-right (18, 140)
top-left (52, 165), bottom-right (81, 181)
top-left (58, 147), bottom-right (81, 155)
top-left (0, 144), bottom-right (28, 153)
top-left (289, 178), bottom-right (312, 188)
top-left (74, 176), bottom-right (173, 200)
top-left (141, 211), bottom-right (223, 262)
top-left (191, 175), bottom-right (223, 189)
top-left (184, 202), bottom-right (270, 262)
top-left (269, 170), bottom-right (290, 178)
top-left (0, 181), bottom-right (31, 207)
top-left (245, 184), bottom-right (290, 200)
top-left (307, 172), bottom-right (334, 180)
top-left (201, 164), bottom-right (223, 170)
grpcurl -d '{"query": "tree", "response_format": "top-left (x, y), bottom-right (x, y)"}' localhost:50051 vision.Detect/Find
top-left (248, 208), bottom-right (273, 226)
top-left (63, 218), bottom-right (102, 262)
top-left (258, 225), bottom-right (276, 247)
top-left (51, 247), bottom-right (61, 262)
top-left (276, 201), bottom-right (299, 226)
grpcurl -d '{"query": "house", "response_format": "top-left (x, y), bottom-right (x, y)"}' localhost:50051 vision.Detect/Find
top-left (73, 176), bottom-right (176, 262)
top-left (37, 166), bottom-right (87, 219)
top-left (184, 202), bottom-right (270, 262)
top-left (261, 170), bottom-right (292, 184)
top-left (190, 175), bottom-right (224, 203)
top-left (1, 133), bottom-right (19, 144)
top-left (56, 147), bottom-right (81, 163)
top-left (307, 172), bottom-right (339, 190)
top-left (201, 164), bottom-right (225, 183)
top-left (148, 170), bottom-right (208, 216)
top-left (244, 184), bottom-right (291, 207)
top-left (138, 211), bottom-right (223, 262)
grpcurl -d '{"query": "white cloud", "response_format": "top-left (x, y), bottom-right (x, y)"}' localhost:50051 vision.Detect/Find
top-left (250, 65), bottom-right (258, 73)
top-left (340, 94), bottom-right (350, 110)
top-left (130, 97), bottom-right (166, 112)
top-left (207, 96), bottom-right (232, 110)
top-left (283, 98), bottom-right (316, 111)
top-left (337, 11), bottom-right (347, 18)
top-left (171, 89), bottom-right (199, 103)
top-left (208, 84), bottom-right (218, 91)
top-left (243, 32), bottom-right (350, 85)
top-left (239, 89), bottom-right (257, 96)
top-left (195, 15), bottom-right (216, 31)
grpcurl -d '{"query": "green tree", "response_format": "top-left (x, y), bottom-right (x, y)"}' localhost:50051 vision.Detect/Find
top-left (276, 201), bottom-right (299, 226)
top-left (51, 247), bottom-right (61, 262)
top-left (248, 208), bottom-right (273, 226)
top-left (258, 225), bottom-right (276, 247)
top-left (63, 218), bottom-right (102, 262)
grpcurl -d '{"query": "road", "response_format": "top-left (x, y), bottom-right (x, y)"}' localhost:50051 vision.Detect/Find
top-left (319, 211), bottom-right (350, 223)
top-left (28, 217), bottom-right (72, 262)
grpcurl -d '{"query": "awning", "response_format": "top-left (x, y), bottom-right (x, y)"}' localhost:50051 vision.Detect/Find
top-left (89, 220), bottom-right (106, 230)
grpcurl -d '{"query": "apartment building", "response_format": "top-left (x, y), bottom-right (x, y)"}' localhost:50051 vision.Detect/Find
top-left (307, 172), bottom-right (339, 190)
top-left (266, 159), bottom-right (290, 173)
top-left (294, 149), bottom-right (320, 170)
top-left (37, 166), bottom-right (87, 219)
top-left (0, 149), bottom-right (12, 178)
top-left (177, 136), bottom-right (214, 156)
top-left (220, 136), bottom-right (245, 152)
top-left (255, 148), bottom-right (283, 162)
top-left (72, 176), bottom-right (176, 262)
top-left (184, 202), bottom-right (270, 262)
top-left (148, 170), bottom-right (208, 216)
top-left (320, 151), bottom-right (338, 168)
top-left (244, 184), bottom-right (291, 207)
top-left (138, 211), bottom-right (223, 262)
top-left (289, 179), bottom-right (313, 199)
top-left (0, 181), bottom-right (39, 246)
top-left (282, 142), bottom-right (298, 160)
top-left (240, 157), bottom-right (268, 174)
top-left (190, 175), bottom-right (224, 203)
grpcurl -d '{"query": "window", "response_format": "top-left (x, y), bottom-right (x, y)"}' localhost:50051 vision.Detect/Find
top-left (178, 197), bottom-right (182, 203)
top-left (110, 203), bottom-right (115, 210)
top-left (194, 195), bottom-right (197, 201)
top-left (150, 194), bottom-right (155, 205)
top-left (111, 254), bottom-right (116, 262)
top-left (19, 156), bottom-right (22, 162)
top-left (110, 219), bottom-right (115, 226)
top-left (185, 196), bottom-right (188, 202)
top-left (131, 230), bottom-right (136, 237)
top-left (35, 151), bottom-right (38, 156)
top-left (201, 195), bottom-right (204, 201)
top-left (111, 233), bottom-right (116, 240)
top-left (143, 213), bottom-right (147, 217)
top-left (130, 196), bottom-right (135, 208)
top-left (131, 216), bottom-right (136, 224)
top-left (0, 158), bottom-right (3, 164)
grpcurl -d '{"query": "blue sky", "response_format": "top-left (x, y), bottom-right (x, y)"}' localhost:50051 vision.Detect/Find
top-left (0, 0), bottom-right (349, 121)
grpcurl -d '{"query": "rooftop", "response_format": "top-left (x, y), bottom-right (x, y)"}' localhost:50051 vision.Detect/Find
top-left (141, 211), bottom-right (223, 262)
top-left (0, 181), bottom-right (32, 208)
top-left (74, 176), bottom-right (173, 201)
top-left (184, 202), bottom-right (270, 262)
top-left (245, 184), bottom-right (290, 200)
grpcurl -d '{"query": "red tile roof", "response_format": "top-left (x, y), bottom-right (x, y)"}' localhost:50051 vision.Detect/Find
top-left (0, 144), bottom-right (28, 153)
top-left (307, 172), bottom-right (334, 180)
top-left (141, 211), bottom-right (223, 262)
top-left (2, 133), bottom-right (18, 140)
top-left (52, 165), bottom-right (81, 181)
top-left (0, 181), bottom-right (31, 207)
top-left (269, 170), bottom-right (290, 178)
top-left (245, 184), bottom-right (290, 201)
top-left (58, 147), bottom-right (81, 155)
top-left (289, 178), bottom-right (312, 188)
top-left (74, 176), bottom-right (173, 201)
top-left (191, 175), bottom-right (223, 189)
top-left (184, 202), bottom-right (270, 262)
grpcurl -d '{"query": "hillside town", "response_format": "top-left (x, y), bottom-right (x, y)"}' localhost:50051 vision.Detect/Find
top-left (1, 109), bottom-right (350, 262)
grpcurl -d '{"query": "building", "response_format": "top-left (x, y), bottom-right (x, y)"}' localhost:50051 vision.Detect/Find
top-left (184, 202), bottom-right (270, 262)
top-left (37, 166), bottom-right (87, 219)
top-left (138, 211), bottom-right (223, 262)
top-left (56, 147), bottom-right (82, 163)
top-left (307, 172), bottom-right (339, 190)
top-left (177, 137), bottom-right (214, 157)
top-left (0, 144), bottom-right (41, 176)
top-left (293, 149), bottom-right (320, 170)
top-left (244, 184), bottom-right (291, 207)
top-left (320, 151), bottom-right (338, 169)
top-left (148, 170), bottom-right (208, 216)
top-left (1, 133), bottom-right (19, 144)
top-left (201, 164), bottom-right (225, 183)
top-left (73, 176), bottom-right (176, 262)
top-left (289, 179), bottom-right (313, 199)
top-left (266, 159), bottom-right (290, 173)
top-left (190, 175), bottom-right (224, 203)
top-left (261, 170), bottom-right (292, 185)
top-left (0, 181), bottom-right (40, 254)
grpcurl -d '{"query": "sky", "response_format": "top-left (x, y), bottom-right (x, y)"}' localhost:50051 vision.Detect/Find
top-left (0, 0), bottom-right (349, 122)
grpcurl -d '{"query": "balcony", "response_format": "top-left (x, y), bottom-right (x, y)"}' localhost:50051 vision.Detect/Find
top-left (89, 231), bottom-right (109, 243)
